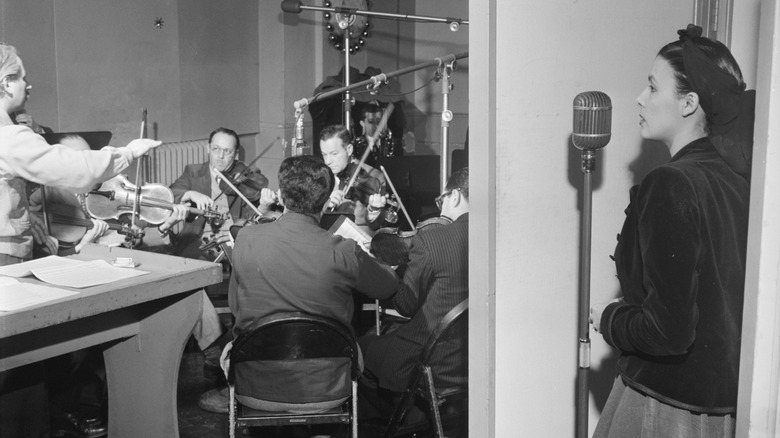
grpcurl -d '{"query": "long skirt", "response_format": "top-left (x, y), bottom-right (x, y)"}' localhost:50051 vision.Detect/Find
top-left (593, 376), bottom-right (735, 438)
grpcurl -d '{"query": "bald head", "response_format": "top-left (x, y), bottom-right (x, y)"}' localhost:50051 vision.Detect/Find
top-left (60, 135), bottom-right (90, 152)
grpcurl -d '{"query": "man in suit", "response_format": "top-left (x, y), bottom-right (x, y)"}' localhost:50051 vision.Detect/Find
top-left (168, 127), bottom-right (269, 387)
top-left (358, 167), bottom-right (470, 421)
top-left (169, 126), bottom-right (269, 259)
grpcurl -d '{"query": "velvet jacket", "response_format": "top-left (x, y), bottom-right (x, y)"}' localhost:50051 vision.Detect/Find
top-left (599, 137), bottom-right (750, 414)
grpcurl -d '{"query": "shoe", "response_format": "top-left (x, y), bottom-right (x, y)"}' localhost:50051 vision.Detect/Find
top-left (198, 387), bottom-right (229, 414)
top-left (202, 330), bottom-right (231, 373)
top-left (51, 412), bottom-right (107, 438)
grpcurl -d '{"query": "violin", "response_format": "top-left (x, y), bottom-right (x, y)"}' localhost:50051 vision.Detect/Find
top-left (85, 174), bottom-right (226, 225)
top-left (33, 202), bottom-right (142, 248)
top-left (370, 216), bottom-right (452, 266)
top-left (216, 160), bottom-right (268, 203)
top-left (334, 162), bottom-right (384, 208)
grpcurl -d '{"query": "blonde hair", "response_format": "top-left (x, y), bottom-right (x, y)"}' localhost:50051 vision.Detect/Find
top-left (0, 43), bottom-right (24, 87)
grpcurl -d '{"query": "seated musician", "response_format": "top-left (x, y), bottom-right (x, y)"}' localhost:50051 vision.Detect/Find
top-left (353, 102), bottom-right (402, 168)
top-left (358, 167), bottom-right (470, 422)
top-left (198, 155), bottom-right (398, 417)
top-left (351, 103), bottom-right (386, 183)
top-left (320, 124), bottom-right (389, 234)
top-left (167, 127), bottom-right (270, 388)
top-left (168, 126), bottom-right (269, 259)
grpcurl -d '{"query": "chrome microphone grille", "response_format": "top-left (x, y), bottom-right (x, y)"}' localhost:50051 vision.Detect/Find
top-left (572, 91), bottom-right (612, 150)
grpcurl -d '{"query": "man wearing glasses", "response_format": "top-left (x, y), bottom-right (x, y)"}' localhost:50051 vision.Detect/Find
top-left (167, 127), bottom-right (268, 407)
top-left (170, 127), bottom-right (269, 258)
top-left (358, 167), bottom-right (470, 422)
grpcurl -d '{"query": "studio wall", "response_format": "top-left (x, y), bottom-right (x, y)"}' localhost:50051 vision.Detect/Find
top-left (0, 0), bottom-right (259, 150)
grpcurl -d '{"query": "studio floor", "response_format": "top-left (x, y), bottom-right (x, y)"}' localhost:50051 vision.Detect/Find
top-left (177, 350), bottom-right (229, 437)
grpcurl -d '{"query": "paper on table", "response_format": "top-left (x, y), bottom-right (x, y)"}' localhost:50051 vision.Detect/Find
top-left (31, 259), bottom-right (149, 289)
top-left (0, 277), bottom-right (79, 312)
top-left (0, 255), bottom-right (82, 278)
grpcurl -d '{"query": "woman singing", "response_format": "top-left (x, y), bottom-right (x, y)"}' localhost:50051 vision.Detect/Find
top-left (590, 25), bottom-right (754, 437)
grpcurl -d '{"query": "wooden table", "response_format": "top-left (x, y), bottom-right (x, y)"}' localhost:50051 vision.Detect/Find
top-left (0, 244), bottom-right (222, 437)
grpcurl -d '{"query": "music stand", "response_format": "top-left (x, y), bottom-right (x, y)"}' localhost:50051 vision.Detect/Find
top-left (42, 131), bottom-right (113, 151)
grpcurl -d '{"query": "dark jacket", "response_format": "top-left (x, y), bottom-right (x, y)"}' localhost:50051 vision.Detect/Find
top-left (363, 213), bottom-right (469, 392)
top-left (600, 137), bottom-right (750, 413)
top-left (169, 161), bottom-right (267, 256)
top-left (228, 212), bottom-right (397, 404)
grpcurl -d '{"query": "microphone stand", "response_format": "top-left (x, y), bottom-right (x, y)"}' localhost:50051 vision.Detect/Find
top-left (292, 52), bottom-right (469, 188)
top-left (576, 148), bottom-right (596, 438)
top-left (438, 58), bottom-right (457, 191)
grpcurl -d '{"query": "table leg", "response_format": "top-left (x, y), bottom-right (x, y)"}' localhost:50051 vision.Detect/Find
top-left (103, 291), bottom-right (202, 437)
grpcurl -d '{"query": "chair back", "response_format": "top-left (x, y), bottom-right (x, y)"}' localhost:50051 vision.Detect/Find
top-left (227, 312), bottom-right (360, 385)
top-left (381, 299), bottom-right (469, 438)
top-left (419, 299), bottom-right (468, 366)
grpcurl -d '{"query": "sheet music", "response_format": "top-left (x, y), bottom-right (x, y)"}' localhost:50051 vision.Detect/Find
top-left (31, 259), bottom-right (149, 289)
top-left (330, 216), bottom-right (372, 253)
top-left (0, 277), bottom-right (79, 312)
top-left (0, 256), bottom-right (149, 289)
top-left (0, 255), bottom-right (82, 278)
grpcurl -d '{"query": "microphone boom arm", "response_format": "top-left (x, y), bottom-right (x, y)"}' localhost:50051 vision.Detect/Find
top-left (292, 52), bottom-right (468, 111)
top-left (283, 1), bottom-right (468, 27)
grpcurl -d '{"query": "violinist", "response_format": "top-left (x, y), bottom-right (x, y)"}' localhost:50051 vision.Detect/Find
top-left (320, 124), bottom-right (388, 235)
top-left (169, 127), bottom-right (269, 259)
top-left (353, 102), bottom-right (402, 166)
top-left (358, 167), bottom-right (469, 423)
top-left (0, 42), bottom-right (161, 438)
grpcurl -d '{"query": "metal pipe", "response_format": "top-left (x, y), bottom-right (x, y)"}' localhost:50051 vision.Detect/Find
top-left (293, 52), bottom-right (469, 109)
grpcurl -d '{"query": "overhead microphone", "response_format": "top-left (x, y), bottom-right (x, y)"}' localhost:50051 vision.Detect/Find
top-left (281, 0), bottom-right (302, 14)
top-left (572, 91), bottom-right (612, 151)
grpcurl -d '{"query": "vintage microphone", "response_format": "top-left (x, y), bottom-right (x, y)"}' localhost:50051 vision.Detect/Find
top-left (572, 91), bottom-right (611, 438)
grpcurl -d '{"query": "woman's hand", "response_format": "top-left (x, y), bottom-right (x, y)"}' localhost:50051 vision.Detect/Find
top-left (590, 297), bottom-right (624, 333)
top-left (125, 139), bottom-right (162, 158)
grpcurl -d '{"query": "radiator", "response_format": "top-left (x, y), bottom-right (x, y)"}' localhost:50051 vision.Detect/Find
top-left (149, 139), bottom-right (209, 187)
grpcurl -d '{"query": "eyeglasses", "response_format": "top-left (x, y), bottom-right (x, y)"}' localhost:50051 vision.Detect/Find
top-left (210, 146), bottom-right (236, 157)
top-left (435, 189), bottom-right (459, 210)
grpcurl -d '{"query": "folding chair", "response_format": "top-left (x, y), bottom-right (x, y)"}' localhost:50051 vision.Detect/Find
top-left (382, 299), bottom-right (469, 438)
top-left (225, 312), bottom-right (360, 438)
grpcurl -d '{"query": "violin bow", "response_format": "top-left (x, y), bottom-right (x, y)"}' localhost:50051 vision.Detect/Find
top-left (39, 185), bottom-right (51, 235)
top-left (213, 152), bottom-right (265, 202)
top-left (212, 167), bottom-right (265, 218)
top-left (337, 102), bottom-right (396, 209)
top-left (129, 108), bottom-right (148, 244)
top-left (380, 165), bottom-right (414, 229)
